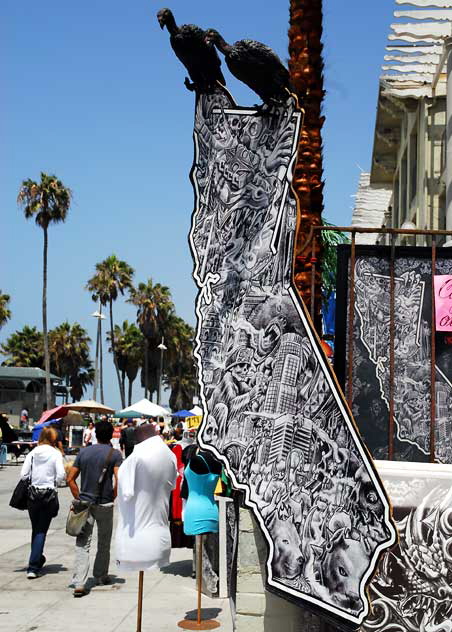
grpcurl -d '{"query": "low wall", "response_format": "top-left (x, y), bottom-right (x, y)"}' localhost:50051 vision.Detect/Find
top-left (235, 507), bottom-right (321, 632)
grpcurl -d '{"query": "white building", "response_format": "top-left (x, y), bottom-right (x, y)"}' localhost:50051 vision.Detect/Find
top-left (353, 0), bottom-right (452, 246)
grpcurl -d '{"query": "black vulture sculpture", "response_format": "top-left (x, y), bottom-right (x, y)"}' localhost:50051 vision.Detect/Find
top-left (157, 8), bottom-right (225, 92)
top-left (205, 29), bottom-right (292, 106)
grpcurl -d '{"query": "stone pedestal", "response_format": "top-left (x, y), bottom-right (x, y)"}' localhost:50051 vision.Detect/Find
top-left (235, 508), bottom-right (321, 632)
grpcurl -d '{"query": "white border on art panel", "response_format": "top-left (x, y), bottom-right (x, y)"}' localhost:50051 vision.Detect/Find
top-left (189, 98), bottom-right (397, 627)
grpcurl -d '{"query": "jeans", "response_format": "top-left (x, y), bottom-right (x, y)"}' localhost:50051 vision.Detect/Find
top-left (72, 503), bottom-right (114, 589)
top-left (28, 499), bottom-right (54, 572)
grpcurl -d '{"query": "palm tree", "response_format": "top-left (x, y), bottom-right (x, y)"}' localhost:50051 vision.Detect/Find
top-left (0, 291), bottom-right (11, 330)
top-left (17, 172), bottom-right (72, 404)
top-left (321, 222), bottom-right (349, 307)
top-left (1, 325), bottom-right (44, 367)
top-left (289, 1), bottom-right (325, 330)
top-left (164, 315), bottom-right (198, 410)
top-left (69, 360), bottom-right (95, 402)
top-left (127, 279), bottom-right (174, 401)
top-left (48, 321), bottom-right (94, 402)
top-left (106, 321), bottom-right (143, 406)
top-left (86, 255), bottom-right (134, 407)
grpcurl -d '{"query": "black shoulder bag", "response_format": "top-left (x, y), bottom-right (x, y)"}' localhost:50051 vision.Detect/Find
top-left (9, 456), bottom-right (33, 511)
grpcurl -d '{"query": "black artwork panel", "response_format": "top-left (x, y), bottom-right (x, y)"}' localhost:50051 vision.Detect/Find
top-left (335, 245), bottom-right (452, 463)
top-left (189, 90), bottom-right (396, 630)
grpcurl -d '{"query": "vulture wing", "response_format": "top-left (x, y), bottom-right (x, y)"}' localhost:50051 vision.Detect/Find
top-left (171, 24), bottom-right (225, 90)
top-left (226, 40), bottom-right (291, 103)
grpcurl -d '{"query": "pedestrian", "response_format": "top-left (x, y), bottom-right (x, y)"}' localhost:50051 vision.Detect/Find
top-left (21, 426), bottom-right (65, 579)
top-left (49, 419), bottom-right (66, 455)
top-left (119, 419), bottom-right (136, 458)
top-left (20, 407), bottom-right (29, 430)
top-left (67, 420), bottom-right (122, 597)
top-left (0, 413), bottom-right (20, 460)
top-left (83, 421), bottom-right (95, 447)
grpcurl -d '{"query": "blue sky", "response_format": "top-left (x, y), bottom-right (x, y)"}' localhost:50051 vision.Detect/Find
top-left (1, 0), bottom-right (396, 410)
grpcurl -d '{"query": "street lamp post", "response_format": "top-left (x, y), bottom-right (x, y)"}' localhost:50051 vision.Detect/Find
top-left (157, 337), bottom-right (167, 405)
top-left (91, 307), bottom-right (106, 402)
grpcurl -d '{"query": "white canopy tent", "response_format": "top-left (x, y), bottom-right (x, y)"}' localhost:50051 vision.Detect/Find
top-left (189, 405), bottom-right (203, 417)
top-left (116, 398), bottom-right (171, 421)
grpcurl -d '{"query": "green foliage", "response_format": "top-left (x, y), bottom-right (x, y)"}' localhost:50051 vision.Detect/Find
top-left (0, 291), bottom-right (11, 330)
top-left (128, 279), bottom-right (173, 340)
top-left (69, 364), bottom-right (95, 402)
top-left (17, 172), bottom-right (72, 229)
top-left (48, 322), bottom-right (94, 401)
top-left (0, 322), bottom-right (94, 401)
top-left (128, 280), bottom-right (198, 407)
top-left (1, 325), bottom-right (44, 367)
top-left (106, 321), bottom-right (144, 405)
top-left (127, 279), bottom-right (174, 398)
top-left (86, 255), bottom-right (135, 407)
top-left (164, 314), bottom-right (198, 411)
top-left (17, 171), bottom-right (73, 404)
top-left (86, 255), bottom-right (135, 306)
top-left (321, 221), bottom-right (349, 302)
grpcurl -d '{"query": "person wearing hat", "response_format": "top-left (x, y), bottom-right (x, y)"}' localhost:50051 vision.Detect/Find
top-left (208, 345), bottom-right (257, 417)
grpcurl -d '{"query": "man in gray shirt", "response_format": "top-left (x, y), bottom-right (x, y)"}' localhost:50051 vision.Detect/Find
top-left (67, 420), bottom-right (122, 597)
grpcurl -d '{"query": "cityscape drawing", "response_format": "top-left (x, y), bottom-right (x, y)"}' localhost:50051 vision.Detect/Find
top-left (189, 89), bottom-right (396, 628)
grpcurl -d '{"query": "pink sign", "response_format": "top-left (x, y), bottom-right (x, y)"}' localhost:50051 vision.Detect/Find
top-left (434, 275), bottom-right (452, 331)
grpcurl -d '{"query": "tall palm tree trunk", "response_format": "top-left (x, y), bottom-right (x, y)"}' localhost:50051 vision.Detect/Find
top-left (157, 341), bottom-right (164, 405)
top-left (121, 371), bottom-right (126, 403)
top-left (109, 300), bottom-right (126, 407)
top-left (42, 224), bottom-right (52, 406)
top-left (289, 0), bottom-right (325, 332)
top-left (144, 337), bottom-right (149, 399)
top-left (128, 378), bottom-right (133, 407)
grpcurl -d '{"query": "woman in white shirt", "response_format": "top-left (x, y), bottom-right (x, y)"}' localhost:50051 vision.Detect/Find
top-left (21, 426), bottom-right (65, 578)
top-left (82, 421), bottom-right (97, 446)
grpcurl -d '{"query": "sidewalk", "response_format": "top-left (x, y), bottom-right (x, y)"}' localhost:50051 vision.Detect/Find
top-left (0, 465), bottom-right (232, 632)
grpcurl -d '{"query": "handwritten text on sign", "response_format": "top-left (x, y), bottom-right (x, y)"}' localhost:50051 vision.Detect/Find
top-left (434, 275), bottom-right (452, 331)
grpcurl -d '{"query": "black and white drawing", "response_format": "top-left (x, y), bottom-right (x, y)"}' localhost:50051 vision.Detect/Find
top-left (189, 90), bottom-right (396, 628)
top-left (362, 461), bottom-right (452, 632)
top-left (335, 248), bottom-right (452, 463)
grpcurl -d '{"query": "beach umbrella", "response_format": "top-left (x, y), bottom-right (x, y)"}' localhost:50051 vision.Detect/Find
top-left (112, 409), bottom-right (152, 419)
top-left (32, 418), bottom-right (63, 441)
top-left (67, 400), bottom-right (114, 414)
top-left (172, 409), bottom-right (195, 418)
top-left (36, 405), bottom-right (70, 425)
top-left (63, 410), bottom-right (84, 426)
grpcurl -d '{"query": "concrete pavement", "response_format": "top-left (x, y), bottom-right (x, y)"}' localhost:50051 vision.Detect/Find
top-left (0, 463), bottom-right (233, 632)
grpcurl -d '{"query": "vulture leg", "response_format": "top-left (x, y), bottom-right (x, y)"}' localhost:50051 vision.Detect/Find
top-left (252, 103), bottom-right (275, 117)
top-left (184, 77), bottom-right (196, 92)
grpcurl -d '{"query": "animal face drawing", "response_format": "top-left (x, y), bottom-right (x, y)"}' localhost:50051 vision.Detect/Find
top-left (314, 532), bottom-right (371, 613)
top-left (271, 516), bottom-right (304, 580)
